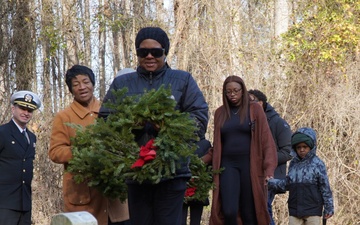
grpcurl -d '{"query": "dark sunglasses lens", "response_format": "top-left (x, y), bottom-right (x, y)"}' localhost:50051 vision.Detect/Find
top-left (150, 49), bottom-right (164, 58)
top-left (136, 48), bottom-right (164, 58)
top-left (136, 48), bottom-right (148, 58)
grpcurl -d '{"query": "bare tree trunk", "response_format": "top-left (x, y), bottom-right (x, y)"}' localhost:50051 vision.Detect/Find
top-left (0, 12), bottom-right (11, 123)
top-left (62, 0), bottom-right (79, 65)
top-left (29, 1), bottom-right (38, 92)
top-left (172, 0), bottom-right (192, 68)
top-left (83, 0), bottom-right (91, 65)
top-left (108, 1), bottom-right (121, 75)
top-left (274, 0), bottom-right (289, 37)
top-left (98, 0), bottom-right (106, 99)
top-left (131, 0), bottom-right (147, 70)
top-left (13, 0), bottom-right (34, 90)
top-left (133, 0), bottom-right (146, 20)
top-left (0, 0), bottom-right (12, 103)
top-left (119, 22), bottom-right (133, 71)
top-left (51, 58), bottom-right (59, 113)
top-left (40, 0), bottom-right (53, 115)
top-left (155, 0), bottom-right (166, 23)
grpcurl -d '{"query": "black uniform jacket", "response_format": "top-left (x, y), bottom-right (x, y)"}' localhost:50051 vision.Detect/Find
top-left (0, 120), bottom-right (36, 211)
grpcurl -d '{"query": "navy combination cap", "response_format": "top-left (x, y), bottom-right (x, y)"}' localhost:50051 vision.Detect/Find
top-left (11, 90), bottom-right (42, 110)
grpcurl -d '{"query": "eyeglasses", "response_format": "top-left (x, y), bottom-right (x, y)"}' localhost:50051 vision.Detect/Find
top-left (225, 89), bottom-right (242, 96)
top-left (136, 48), bottom-right (165, 58)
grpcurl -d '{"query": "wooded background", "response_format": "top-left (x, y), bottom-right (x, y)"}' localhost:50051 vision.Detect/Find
top-left (0, 0), bottom-right (359, 224)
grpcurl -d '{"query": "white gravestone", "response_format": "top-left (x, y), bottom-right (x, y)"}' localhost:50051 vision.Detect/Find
top-left (50, 211), bottom-right (98, 225)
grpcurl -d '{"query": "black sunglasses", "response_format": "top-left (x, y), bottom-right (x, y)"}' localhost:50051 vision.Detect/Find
top-left (136, 48), bottom-right (165, 58)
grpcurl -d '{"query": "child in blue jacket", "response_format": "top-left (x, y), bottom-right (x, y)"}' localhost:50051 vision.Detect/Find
top-left (268, 127), bottom-right (334, 225)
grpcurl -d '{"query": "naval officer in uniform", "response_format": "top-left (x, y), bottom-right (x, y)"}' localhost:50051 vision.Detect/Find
top-left (0, 90), bottom-right (41, 225)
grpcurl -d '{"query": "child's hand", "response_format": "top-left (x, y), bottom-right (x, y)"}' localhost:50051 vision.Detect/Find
top-left (265, 176), bottom-right (273, 185)
top-left (324, 214), bottom-right (333, 219)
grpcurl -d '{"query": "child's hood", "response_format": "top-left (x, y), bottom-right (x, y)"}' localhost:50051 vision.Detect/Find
top-left (291, 127), bottom-right (317, 159)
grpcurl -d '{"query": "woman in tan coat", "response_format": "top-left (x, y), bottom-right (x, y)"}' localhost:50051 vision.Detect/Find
top-left (49, 65), bottom-right (130, 225)
top-left (202, 75), bottom-right (277, 225)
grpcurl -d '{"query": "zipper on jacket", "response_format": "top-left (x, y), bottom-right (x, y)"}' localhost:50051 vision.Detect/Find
top-left (149, 72), bottom-right (153, 85)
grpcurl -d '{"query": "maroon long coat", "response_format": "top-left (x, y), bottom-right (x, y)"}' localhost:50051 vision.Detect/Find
top-left (203, 102), bottom-right (277, 225)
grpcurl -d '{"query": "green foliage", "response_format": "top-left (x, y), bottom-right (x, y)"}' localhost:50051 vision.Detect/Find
top-left (67, 86), bottom-right (214, 201)
top-left (185, 154), bottom-right (222, 203)
top-left (281, 0), bottom-right (360, 71)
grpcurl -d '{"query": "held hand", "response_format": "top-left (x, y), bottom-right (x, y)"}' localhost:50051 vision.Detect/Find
top-left (265, 176), bottom-right (273, 185)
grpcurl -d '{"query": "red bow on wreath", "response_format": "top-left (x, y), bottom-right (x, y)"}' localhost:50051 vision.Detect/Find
top-left (131, 139), bottom-right (157, 169)
top-left (185, 187), bottom-right (196, 197)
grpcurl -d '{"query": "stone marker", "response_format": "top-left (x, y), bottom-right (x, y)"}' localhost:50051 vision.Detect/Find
top-left (50, 211), bottom-right (98, 225)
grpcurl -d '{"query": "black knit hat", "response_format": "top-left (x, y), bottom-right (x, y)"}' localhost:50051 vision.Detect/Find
top-left (65, 65), bottom-right (95, 94)
top-left (135, 27), bottom-right (170, 55)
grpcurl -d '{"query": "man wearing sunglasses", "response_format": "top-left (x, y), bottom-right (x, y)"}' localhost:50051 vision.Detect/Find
top-left (0, 90), bottom-right (41, 225)
top-left (100, 27), bottom-right (209, 225)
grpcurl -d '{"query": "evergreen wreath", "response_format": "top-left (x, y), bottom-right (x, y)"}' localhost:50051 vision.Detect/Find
top-left (67, 86), bottom-right (215, 202)
top-left (184, 154), bottom-right (214, 203)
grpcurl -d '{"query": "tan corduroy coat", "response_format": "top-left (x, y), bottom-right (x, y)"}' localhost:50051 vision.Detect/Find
top-left (202, 102), bottom-right (277, 225)
top-left (49, 97), bottom-right (129, 225)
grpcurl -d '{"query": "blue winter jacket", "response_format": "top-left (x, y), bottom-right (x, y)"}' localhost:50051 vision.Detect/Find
top-left (268, 127), bottom-right (334, 218)
top-left (99, 64), bottom-right (209, 180)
